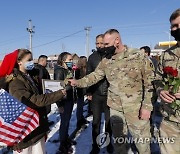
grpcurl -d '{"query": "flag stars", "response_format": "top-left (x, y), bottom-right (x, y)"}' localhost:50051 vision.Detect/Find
top-left (0, 90), bottom-right (38, 127)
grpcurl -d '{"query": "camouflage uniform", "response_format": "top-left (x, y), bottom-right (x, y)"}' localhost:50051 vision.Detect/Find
top-left (76, 47), bottom-right (154, 154)
top-left (154, 44), bottom-right (180, 154)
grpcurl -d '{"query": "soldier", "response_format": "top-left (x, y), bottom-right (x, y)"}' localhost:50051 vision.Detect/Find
top-left (154, 8), bottom-right (180, 154)
top-left (69, 29), bottom-right (154, 154)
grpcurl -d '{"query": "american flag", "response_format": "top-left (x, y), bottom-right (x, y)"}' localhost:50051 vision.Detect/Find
top-left (0, 89), bottom-right (39, 146)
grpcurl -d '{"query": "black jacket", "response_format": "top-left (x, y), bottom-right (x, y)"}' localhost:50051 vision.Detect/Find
top-left (54, 65), bottom-right (74, 106)
top-left (87, 51), bottom-right (109, 96)
top-left (35, 64), bottom-right (50, 80)
top-left (35, 64), bottom-right (51, 113)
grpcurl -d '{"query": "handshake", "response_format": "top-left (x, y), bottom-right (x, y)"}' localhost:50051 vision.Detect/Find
top-left (65, 79), bottom-right (78, 87)
top-left (61, 79), bottom-right (78, 97)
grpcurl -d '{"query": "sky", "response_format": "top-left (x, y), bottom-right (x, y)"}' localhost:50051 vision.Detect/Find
top-left (0, 0), bottom-right (179, 60)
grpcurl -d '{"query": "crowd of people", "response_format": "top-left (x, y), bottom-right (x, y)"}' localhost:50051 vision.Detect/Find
top-left (0, 8), bottom-right (179, 154)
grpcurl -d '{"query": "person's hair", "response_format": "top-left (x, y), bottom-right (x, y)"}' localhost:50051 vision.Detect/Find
top-left (77, 56), bottom-right (87, 78)
top-left (15, 49), bottom-right (32, 69)
top-left (17, 49), bottom-right (32, 62)
top-left (169, 8), bottom-right (180, 22)
top-left (38, 55), bottom-right (48, 61)
top-left (79, 56), bottom-right (87, 59)
top-left (96, 34), bottom-right (104, 40)
top-left (140, 46), bottom-right (151, 56)
top-left (104, 29), bottom-right (119, 35)
top-left (78, 56), bottom-right (87, 68)
top-left (57, 52), bottom-right (71, 66)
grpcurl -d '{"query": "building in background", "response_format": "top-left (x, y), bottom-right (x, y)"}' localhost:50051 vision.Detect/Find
top-left (154, 41), bottom-right (177, 50)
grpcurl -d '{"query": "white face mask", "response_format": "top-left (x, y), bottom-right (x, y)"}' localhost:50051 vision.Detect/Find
top-left (24, 61), bottom-right (34, 70)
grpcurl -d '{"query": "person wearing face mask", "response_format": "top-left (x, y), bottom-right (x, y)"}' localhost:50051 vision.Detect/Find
top-left (54, 52), bottom-right (76, 154)
top-left (0, 49), bottom-right (66, 154)
top-left (86, 34), bottom-right (113, 154)
top-left (69, 29), bottom-right (155, 154)
top-left (170, 10), bottom-right (180, 43)
top-left (153, 8), bottom-right (180, 154)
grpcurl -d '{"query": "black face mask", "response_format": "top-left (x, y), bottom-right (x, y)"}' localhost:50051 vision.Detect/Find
top-left (171, 28), bottom-right (180, 41)
top-left (104, 46), bottom-right (116, 59)
top-left (97, 47), bottom-right (106, 56)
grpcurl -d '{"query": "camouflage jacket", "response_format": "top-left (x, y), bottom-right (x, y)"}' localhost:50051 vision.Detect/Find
top-left (155, 44), bottom-right (180, 122)
top-left (76, 47), bottom-right (154, 113)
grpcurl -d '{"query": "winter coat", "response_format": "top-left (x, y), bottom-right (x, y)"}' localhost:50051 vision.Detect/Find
top-left (34, 63), bottom-right (51, 114)
top-left (34, 63), bottom-right (50, 80)
top-left (54, 65), bottom-right (74, 107)
top-left (87, 51), bottom-right (109, 96)
top-left (8, 68), bottom-right (64, 150)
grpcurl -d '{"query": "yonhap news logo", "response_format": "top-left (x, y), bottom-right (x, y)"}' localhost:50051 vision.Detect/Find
top-left (96, 132), bottom-right (110, 148)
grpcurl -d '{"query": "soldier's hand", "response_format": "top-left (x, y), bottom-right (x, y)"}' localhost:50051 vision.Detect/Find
top-left (160, 90), bottom-right (176, 103)
top-left (68, 79), bottom-right (77, 86)
top-left (139, 108), bottom-right (151, 120)
top-left (174, 92), bottom-right (180, 99)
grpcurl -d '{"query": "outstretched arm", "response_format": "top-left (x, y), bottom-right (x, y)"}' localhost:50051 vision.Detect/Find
top-left (70, 59), bottom-right (106, 88)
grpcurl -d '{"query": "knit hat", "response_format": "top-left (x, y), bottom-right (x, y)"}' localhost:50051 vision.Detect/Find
top-left (0, 50), bottom-right (19, 78)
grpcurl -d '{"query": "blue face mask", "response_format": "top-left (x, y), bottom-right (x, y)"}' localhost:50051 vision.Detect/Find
top-left (65, 62), bottom-right (73, 69)
top-left (24, 61), bottom-right (34, 70)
